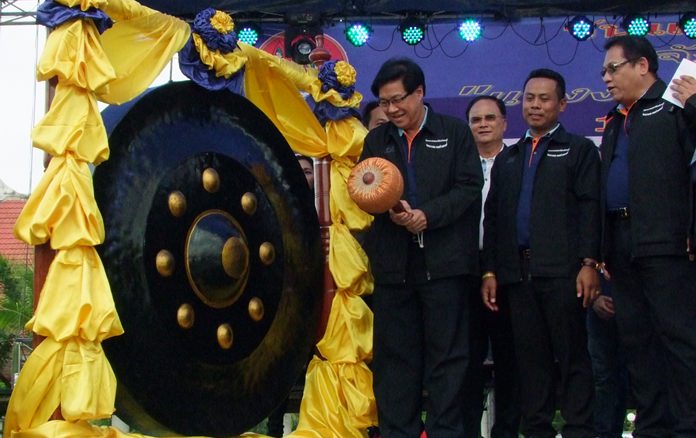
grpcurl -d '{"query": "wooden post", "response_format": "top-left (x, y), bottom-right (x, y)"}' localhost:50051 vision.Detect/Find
top-left (33, 77), bottom-right (57, 349)
top-left (313, 157), bottom-right (334, 342)
top-left (308, 36), bottom-right (334, 342)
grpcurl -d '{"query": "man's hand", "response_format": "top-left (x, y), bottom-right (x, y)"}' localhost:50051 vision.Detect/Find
top-left (389, 200), bottom-right (413, 226)
top-left (670, 75), bottom-right (696, 106)
top-left (389, 200), bottom-right (427, 233)
top-left (592, 295), bottom-right (615, 320)
top-left (404, 209), bottom-right (427, 233)
top-left (576, 266), bottom-right (600, 308)
top-left (481, 277), bottom-right (499, 312)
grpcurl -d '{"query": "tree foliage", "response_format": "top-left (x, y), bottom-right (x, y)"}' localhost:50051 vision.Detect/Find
top-left (0, 255), bottom-right (34, 388)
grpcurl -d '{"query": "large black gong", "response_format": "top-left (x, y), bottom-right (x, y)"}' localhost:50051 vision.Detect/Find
top-left (94, 81), bottom-right (322, 436)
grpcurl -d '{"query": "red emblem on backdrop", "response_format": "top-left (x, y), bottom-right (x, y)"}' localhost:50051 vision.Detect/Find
top-left (259, 32), bottom-right (349, 63)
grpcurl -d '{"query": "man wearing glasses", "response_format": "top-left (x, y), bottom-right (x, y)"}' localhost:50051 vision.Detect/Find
top-left (599, 35), bottom-right (696, 437)
top-left (462, 96), bottom-right (520, 438)
top-left (360, 57), bottom-right (482, 437)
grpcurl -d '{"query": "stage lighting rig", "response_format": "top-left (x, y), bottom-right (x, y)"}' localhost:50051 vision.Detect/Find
top-left (568, 16), bottom-right (594, 41)
top-left (457, 18), bottom-right (482, 42)
top-left (399, 15), bottom-right (426, 46)
top-left (679, 12), bottom-right (696, 39)
top-left (622, 14), bottom-right (651, 36)
top-left (345, 22), bottom-right (372, 47)
top-left (237, 23), bottom-right (261, 46)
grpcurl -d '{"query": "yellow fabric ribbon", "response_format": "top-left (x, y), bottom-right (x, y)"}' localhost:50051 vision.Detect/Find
top-left (192, 33), bottom-right (248, 78)
top-left (327, 224), bottom-right (372, 298)
top-left (56, 0), bottom-right (108, 10)
top-left (316, 282), bottom-right (373, 363)
top-left (235, 44), bottom-right (326, 156)
top-left (7, 419), bottom-right (157, 438)
top-left (37, 19), bottom-right (115, 90)
top-left (3, 338), bottom-right (117, 435)
top-left (14, 155), bottom-right (105, 249)
top-left (31, 85), bottom-right (109, 164)
top-left (97, 3), bottom-right (191, 104)
top-left (8, 0), bottom-right (189, 437)
top-left (292, 357), bottom-right (376, 437)
top-left (27, 247), bottom-right (123, 342)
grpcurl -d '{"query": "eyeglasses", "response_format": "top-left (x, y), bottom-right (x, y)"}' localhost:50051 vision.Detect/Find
top-left (600, 59), bottom-right (636, 77)
top-left (378, 91), bottom-right (413, 108)
top-left (469, 114), bottom-right (503, 124)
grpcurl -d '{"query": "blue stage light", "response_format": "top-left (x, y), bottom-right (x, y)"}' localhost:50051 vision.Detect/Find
top-left (345, 22), bottom-right (372, 47)
top-left (399, 16), bottom-right (426, 46)
top-left (237, 23), bottom-right (261, 46)
top-left (622, 15), bottom-right (651, 36)
top-left (679, 12), bottom-right (696, 39)
top-left (568, 16), bottom-right (594, 41)
top-left (457, 18), bottom-right (482, 42)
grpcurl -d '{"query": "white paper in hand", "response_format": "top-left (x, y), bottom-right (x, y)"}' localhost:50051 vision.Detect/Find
top-left (662, 58), bottom-right (696, 108)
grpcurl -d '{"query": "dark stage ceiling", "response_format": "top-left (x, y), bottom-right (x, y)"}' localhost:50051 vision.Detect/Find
top-left (137, 0), bottom-right (696, 22)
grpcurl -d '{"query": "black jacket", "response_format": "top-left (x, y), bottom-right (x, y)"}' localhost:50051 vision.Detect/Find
top-left (360, 107), bottom-right (483, 285)
top-left (482, 124), bottom-right (601, 286)
top-left (600, 80), bottom-right (696, 258)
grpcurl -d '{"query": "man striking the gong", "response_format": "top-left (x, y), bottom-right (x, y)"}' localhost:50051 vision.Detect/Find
top-left (359, 57), bottom-right (483, 437)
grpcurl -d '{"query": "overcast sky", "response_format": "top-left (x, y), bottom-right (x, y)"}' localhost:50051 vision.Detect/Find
top-left (1, 2), bottom-right (185, 195)
top-left (0, 11), bottom-right (46, 196)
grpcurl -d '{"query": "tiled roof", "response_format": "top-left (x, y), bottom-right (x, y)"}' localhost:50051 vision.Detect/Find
top-left (0, 200), bottom-right (33, 266)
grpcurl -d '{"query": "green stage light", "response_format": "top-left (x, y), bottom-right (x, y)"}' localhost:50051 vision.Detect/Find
top-left (568, 16), bottom-right (594, 41)
top-left (399, 17), bottom-right (426, 46)
top-left (345, 23), bottom-right (372, 47)
top-left (457, 18), bottom-right (482, 42)
top-left (237, 24), bottom-right (261, 46)
top-left (679, 13), bottom-right (696, 39)
top-left (622, 15), bottom-right (651, 36)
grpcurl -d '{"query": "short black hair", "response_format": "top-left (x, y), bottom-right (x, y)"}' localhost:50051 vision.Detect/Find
top-left (604, 35), bottom-right (658, 75)
top-left (465, 96), bottom-right (507, 120)
top-left (370, 57), bottom-right (426, 97)
top-left (362, 101), bottom-right (380, 128)
top-left (523, 68), bottom-right (566, 101)
top-left (296, 155), bottom-right (312, 167)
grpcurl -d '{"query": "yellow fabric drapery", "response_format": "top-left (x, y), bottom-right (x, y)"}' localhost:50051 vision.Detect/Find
top-left (7, 0), bottom-right (189, 436)
top-left (204, 40), bottom-right (376, 437)
top-left (8, 2), bottom-right (376, 436)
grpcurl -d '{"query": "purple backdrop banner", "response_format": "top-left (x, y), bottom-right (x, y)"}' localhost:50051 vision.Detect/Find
top-left (259, 16), bottom-right (696, 139)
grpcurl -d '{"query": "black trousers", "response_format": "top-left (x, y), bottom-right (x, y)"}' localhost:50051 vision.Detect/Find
top-left (462, 285), bottom-right (520, 438)
top-left (504, 270), bottom-right (595, 438)
top-left (606, 217), bottom-right (696, 438)
top-left (585, 279), bottom-right (628, 438)
top-left (372, 245), bottom-right (475, 438)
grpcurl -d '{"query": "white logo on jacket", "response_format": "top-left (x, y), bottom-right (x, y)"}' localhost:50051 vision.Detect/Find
top-left (547, 148), bottom-right (570, 157)
top-left (425, 138), bottom-right (448, 149)
top-left (642, 103), bottom-right (664, 116)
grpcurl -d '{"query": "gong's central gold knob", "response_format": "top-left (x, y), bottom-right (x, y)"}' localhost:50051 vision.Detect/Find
top-left (222, 236), bottom-right (249, 279)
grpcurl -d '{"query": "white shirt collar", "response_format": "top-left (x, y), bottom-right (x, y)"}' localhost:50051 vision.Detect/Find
top-left (479, 143), bottom-right (505, 161)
